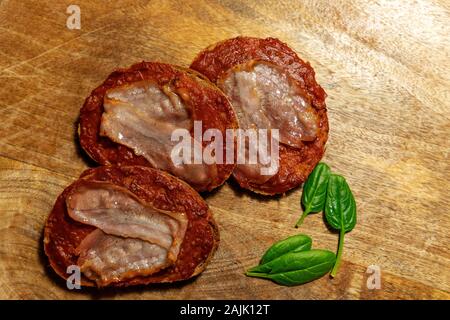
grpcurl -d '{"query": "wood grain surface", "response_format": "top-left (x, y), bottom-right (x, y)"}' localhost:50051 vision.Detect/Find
top-left (0, 0), bottom-right (449, 300)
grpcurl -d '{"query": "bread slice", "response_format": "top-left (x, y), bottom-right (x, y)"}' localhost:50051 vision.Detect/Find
top-left (191, 37), bottom-right (329, 195)
top-left (78, 61), bottom-right (238, 192)
top-left (44, 165), bottom-right (219, 288)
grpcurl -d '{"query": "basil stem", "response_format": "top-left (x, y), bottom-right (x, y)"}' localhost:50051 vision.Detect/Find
top-left (324, 174), bottom-right (357, 277)
top-left (295, 163), bottom-right (331, 227)
top-left (246, 250), bottom-right (336, 286)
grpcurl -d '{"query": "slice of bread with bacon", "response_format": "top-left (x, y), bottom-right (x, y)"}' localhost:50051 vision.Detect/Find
top-left (44, 165), bottom-right (219, 287)
top-left (78, 62), bottom-right (238, 192)
top-left (191, 37), bottom-right (329, 195)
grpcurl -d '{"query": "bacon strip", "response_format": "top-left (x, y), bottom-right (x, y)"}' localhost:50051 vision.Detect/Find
top-left (100, 80), bottom-right (213, 186)
top-left (65, 180), bottom-right (188, 286)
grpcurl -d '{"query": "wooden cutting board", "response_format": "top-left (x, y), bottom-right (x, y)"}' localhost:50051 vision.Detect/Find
top-left (0, 0), bottom-right (449, 300)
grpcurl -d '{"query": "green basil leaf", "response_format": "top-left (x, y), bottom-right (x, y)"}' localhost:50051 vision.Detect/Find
top-left (258, 234), bottom-right (312, 266)
top-left (295, 163), bottom-right (331, 227)
top-left (246, 250), bottom-right (336, 286)
top-left (325, 174), bottom-right (357, 277)
top-left (325, 174), bottom-right (357, 232)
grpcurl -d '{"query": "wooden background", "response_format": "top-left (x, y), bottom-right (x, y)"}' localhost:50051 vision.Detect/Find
top-left (0, 0), bottom-right (449, 300)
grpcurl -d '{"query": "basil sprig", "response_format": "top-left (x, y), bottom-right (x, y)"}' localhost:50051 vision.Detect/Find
top-left (246, 234), bottom-right (335, 286)
top-left (295, 162), bottom-right (357, 277)
top-left (295, 163), bottom-right (331, 227)
top-left (325, 174), bottom-right (357, 277)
